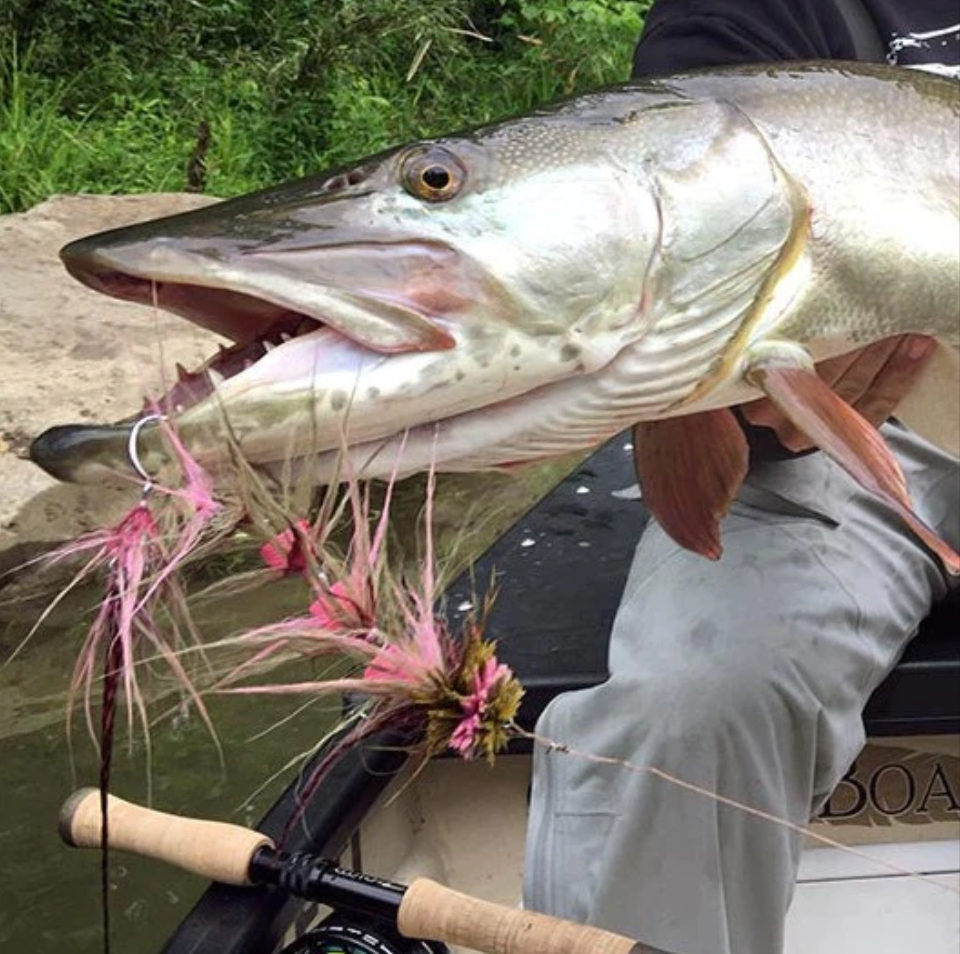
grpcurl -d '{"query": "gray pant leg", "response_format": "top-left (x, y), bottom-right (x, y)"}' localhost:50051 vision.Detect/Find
top-left (523, 425), bottom-right (958, 954)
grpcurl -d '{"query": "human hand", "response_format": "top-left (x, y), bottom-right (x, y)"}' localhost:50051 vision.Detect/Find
top-left (740, 334), bottom-right (937, 452)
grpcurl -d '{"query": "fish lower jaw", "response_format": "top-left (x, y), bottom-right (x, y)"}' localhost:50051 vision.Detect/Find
top-left (275, 366), bottom-right (720, 485)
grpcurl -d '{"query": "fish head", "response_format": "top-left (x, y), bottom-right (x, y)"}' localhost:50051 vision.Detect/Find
top-left (32, 118), bottom-right (661, 483)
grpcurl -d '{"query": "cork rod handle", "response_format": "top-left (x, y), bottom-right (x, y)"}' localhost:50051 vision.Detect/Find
top-left (399, 878), bottom-right (641, 954)
top-left (59, 788), bottom-right (273, 885)
top-left (59, 790), bottom-right (647, 954)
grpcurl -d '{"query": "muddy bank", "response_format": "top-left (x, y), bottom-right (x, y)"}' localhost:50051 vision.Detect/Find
top-left (0, 194), bottom-right (221, 567)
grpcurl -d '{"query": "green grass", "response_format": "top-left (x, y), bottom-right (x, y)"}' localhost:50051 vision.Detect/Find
top-left (0, 45), bottom-right (91, 211)
top-left (0, 1), bottom-right (650, 213)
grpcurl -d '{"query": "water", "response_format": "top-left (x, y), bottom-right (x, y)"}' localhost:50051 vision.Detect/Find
top-left (0, 577), bottom-right (337, 954)
top-left (0, 463), bottom-right (574, 954)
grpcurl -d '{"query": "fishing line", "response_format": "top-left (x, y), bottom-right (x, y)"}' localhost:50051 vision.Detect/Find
top-left (513, 724), bottom-right (960, 896)
top-left (97, 631), bottom-right (124, 954)
top-left (95, 424), bottom-right (160, 954)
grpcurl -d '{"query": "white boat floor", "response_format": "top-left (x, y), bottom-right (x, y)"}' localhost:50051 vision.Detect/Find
top-left (786, 840), bottom-right (960, 954)
top-left (787, 873), bottom-right (960, 954)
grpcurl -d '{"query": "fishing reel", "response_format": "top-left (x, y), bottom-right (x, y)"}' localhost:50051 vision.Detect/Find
top-left (279, 914), bottom-right (449, 954)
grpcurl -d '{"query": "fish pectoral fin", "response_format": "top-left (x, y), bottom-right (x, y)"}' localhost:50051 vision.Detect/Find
top-left (746, 344), bottom-right (960, 575)
top-left (633, 409), bottom-right (748, 561)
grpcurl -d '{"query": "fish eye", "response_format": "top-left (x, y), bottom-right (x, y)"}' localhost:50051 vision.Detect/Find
top-left (422, 165), bottom-right (451, 190)
top-left (401, 146), bottom-right (466, 202)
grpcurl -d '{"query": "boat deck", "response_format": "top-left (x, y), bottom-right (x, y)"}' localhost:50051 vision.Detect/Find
top-left (789, 840), bottom-right (959, 953)
top-left (353, 755), bottom-right (960, 954)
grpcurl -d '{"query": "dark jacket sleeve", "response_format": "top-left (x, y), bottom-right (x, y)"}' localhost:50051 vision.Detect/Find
top-left (632, 0), bottom-right (859, 77)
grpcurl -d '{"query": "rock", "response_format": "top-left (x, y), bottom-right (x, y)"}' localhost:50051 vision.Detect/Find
top-left (0, 193), bottom-right (221, 570)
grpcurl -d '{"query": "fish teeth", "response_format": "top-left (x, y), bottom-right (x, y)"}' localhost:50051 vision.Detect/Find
top-left (280, 332), bottom-right (293, 342)
top-left (263, 340), bottom-right (276, 353)
top-left (176, 362), bottom-right (190, 381)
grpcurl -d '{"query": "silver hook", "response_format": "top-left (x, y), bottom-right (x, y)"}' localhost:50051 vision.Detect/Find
top-left (127, 413), bottom-right (165, 495)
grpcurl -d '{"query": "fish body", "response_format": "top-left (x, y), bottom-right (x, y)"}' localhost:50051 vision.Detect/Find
top-left (30, 63), bottom-right (960, 563)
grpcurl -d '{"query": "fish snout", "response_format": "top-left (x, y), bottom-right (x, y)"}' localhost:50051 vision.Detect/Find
top-left (30, 422), bottom-right (140, 484)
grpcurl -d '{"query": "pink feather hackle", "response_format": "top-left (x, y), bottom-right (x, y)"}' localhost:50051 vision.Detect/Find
top-left (36, 414), bottom-right (236, 751)
top-left (216, 458), bottom-right (522, 777)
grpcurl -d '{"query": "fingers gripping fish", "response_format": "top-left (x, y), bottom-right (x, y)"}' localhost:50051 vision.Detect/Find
top-left (29, 63), bottom-right (960, 571)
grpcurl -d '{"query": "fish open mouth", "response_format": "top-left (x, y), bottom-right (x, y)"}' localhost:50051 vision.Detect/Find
top-left (60, 236), bottom-right (463, 418)
top-left (65, 264), bottom-right (335, 416)
top-left (154, 312), bottom-right (328, 416)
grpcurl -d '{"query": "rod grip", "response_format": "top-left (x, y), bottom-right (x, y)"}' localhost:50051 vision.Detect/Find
top-left (59, 788), bottom-right (273, 886)
top-left (398, 878), bottom-right (640, 954)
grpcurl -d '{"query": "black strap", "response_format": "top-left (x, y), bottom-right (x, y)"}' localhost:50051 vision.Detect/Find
top-left (834, 0), bottom-right (887, 62)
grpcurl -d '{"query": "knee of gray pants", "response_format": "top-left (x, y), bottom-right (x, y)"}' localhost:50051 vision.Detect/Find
top-left (533, 621), bottom-right (842, 821)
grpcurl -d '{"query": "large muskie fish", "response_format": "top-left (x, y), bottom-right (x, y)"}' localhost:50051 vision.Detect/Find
top-left (30, 63), bottom-right (960, 568)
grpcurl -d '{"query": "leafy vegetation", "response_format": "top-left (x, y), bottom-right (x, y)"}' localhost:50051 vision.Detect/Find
top-left (0, 1), bottom-right (650, 213)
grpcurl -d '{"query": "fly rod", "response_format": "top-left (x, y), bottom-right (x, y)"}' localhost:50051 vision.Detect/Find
top-left (60, 788), bottom-right (658, 954)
